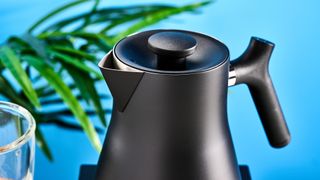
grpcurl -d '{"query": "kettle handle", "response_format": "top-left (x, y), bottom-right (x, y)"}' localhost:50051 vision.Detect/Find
top-left (229, 37), bottom-right (290, 148)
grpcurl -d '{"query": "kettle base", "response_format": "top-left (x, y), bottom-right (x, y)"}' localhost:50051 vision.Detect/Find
top-left (79, 165), bottom-right (251, 180)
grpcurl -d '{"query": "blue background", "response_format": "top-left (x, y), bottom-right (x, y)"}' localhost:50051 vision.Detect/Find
top-left (1, 0), bottom-right (319, 179)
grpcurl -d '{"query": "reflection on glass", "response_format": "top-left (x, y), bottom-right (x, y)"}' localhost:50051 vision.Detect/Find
top-left (0, 101), bottom-right (35, 180)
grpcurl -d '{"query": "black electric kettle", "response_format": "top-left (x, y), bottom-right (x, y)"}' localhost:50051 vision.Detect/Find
top-left (96, 29), bottom-right (290, 180)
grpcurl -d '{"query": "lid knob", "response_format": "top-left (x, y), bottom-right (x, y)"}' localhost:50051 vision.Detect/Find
top-left (148, 31), bottom-right (197, 58)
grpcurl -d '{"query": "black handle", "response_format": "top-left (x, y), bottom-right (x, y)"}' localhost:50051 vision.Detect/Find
top-left (231, 37), bottom-right (290, 148)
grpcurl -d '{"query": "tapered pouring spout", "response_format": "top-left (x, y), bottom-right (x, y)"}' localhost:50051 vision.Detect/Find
top-left (98, 52), bottom-right (144, 112)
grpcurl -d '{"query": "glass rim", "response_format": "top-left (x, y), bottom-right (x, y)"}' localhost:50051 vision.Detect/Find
top-left (0, 101), bottom-right (36, 154)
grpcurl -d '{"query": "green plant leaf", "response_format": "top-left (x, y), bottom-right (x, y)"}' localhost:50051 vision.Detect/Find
top-left (42, 6), bottom-right (132, 32)
top-left (37, 77), bottom-right (100, 98)
top-left (21, 34), bottom-right (49, 61)
top-left (0, 76), bottom-right (32, 110)
top-left (50, 45), bottom-right (97, 61)
top-left (63, 62), bottom-right (107, 126)
top-left (23, 55), bottom-right (102, 151)
top-left (40, 108), bottom-right (111, 117)
top-left (77, 0), bottom-right (101, 30)
top-left (40, 94), bottom-right (109, 105)
top-left (0, 46), bottom-right (40, 108)
top-left (28, 0), bottom-right (90, 33)
top-left (111, 1), bottom-right (211, 43)
top-left (38, 31), bottom-right (112, 50)
top-left (100, 5), bottom-right (172, 33)
top-left (44, 5), bottom-right (173, 32)
top-left (0, 60), bottom-right (4, 72)
top-left (37, 83), bottom-right (76, 98)
top-left (0, 0), bottom-right (211, 161)
top-left (7, 36), bottom-right (31, 53)
top-left (38, 118), bottom-right (104, 133)
top-left (35, 127), bottom-right (53, 161)
top-left (48, 49), bottom-right (103, 79)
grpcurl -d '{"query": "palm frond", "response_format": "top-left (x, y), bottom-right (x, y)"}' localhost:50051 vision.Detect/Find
top-left (0, 0), bottom-right (211, 159)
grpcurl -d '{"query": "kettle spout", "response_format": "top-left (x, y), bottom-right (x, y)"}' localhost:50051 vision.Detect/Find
top-left (98, 52), bottom-right (144, 112)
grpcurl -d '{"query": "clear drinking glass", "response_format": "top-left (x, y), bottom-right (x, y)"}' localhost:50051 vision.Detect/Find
top-left (0, 101), bottom-right (35, 180)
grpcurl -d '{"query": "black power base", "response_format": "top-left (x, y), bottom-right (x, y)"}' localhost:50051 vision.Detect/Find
top-left (79, 165), bottom-right (251, 180)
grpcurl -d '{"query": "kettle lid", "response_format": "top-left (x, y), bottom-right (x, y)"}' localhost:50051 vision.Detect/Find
top-left (113, 29), bottom-right (229, 73)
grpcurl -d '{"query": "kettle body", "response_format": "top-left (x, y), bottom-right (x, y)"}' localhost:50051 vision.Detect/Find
top-left (97, 29), bottom-right (290, 180)
top-left (97, 53), bottom-right (241, 180)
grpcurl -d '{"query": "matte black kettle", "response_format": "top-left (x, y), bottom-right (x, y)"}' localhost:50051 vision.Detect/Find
top-left (97, 29), bottom-right (290, 180)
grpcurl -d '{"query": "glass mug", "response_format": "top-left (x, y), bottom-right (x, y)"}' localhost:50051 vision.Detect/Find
top-left (0, 101), bottom-right (35, 180)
